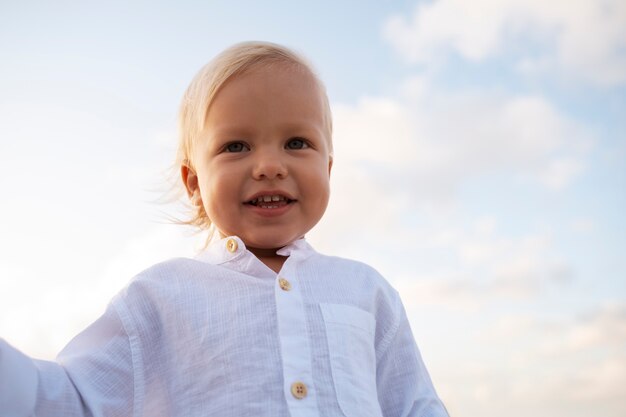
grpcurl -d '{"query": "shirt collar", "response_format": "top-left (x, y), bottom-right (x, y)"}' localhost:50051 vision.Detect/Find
top-left (194, 235), bottom-right (315, 275)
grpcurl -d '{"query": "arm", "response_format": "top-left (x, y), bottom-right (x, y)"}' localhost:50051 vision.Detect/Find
top-left (0, 305), bottom-right (135, 417)
top-left (0, 338), bottom-right (38, 417)
top-left (376, 296), bottom-right (449, 417)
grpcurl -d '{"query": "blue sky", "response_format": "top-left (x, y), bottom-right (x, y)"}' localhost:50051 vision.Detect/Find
top-left (1, 1), bottom-right (625, 416)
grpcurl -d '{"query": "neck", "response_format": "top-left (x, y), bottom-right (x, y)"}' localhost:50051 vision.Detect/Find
top-left (247, 246), bottom-right (287, 273)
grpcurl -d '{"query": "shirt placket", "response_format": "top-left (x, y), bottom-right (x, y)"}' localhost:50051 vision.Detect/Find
top-left (274, 259), bottom-right (319, 416)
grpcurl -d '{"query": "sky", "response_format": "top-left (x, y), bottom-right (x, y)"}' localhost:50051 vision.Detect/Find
top-left (0, 0), bottom-right (625, 416)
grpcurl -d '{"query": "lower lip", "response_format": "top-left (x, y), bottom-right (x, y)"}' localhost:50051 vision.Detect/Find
top-left (245, 201), bottom-right (294, 217)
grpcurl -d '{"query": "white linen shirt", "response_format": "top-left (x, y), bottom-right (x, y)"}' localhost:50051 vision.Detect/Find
top-left (0, 236), bottom-right (448, 417)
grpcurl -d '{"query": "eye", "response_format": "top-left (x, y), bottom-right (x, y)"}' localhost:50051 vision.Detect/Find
top-left (285, 137), bottom-right (309, 150)
top-left (224, 141), bottom-right (249, 153)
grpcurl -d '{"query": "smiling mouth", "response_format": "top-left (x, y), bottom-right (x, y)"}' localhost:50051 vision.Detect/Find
top-left (245, 195), bottom-right (296, 209)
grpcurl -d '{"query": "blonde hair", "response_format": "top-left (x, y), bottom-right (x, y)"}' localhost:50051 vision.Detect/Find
top-left (176, 41), bottom-right (333, 230)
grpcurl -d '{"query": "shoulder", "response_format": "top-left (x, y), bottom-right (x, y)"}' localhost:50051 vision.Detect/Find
top-left (304, 252), bottom-right (402, 318)
top-left (111, 257), bottom-right (217, 315)
top-left (308, 252), bottom-right (380, 273)
top-left (136, 256), bottom-right (210, 279)
top-left (121, 257), bottom-right (217, 291)
top-left (308, 252), bottom-right (398, 293)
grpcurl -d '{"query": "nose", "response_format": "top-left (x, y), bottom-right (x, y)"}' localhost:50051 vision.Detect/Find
top-left (252, 149), bottom-right (288, 180)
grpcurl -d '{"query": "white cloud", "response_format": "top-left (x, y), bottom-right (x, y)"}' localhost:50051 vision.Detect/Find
top-left (546, 303), bottom-right (626, 354)
top-left (383, 0), bottom-right (626, 86)
top-left (480, 304), bottom-right (626, 408)
top-left (383, 0), bottom-right (506, 62)
top-left (570, 217), bottom-right (596, 234)
top-left (486, 303), bottom-right (626, 354)
top-left (393, 225), bottom-right (570, 311)
top-left (430, 304), bottom-right (626, 417)
top-left (327, 76), bottom-right (591, 214)
top-left (536, 157), bottom-right (585, 189)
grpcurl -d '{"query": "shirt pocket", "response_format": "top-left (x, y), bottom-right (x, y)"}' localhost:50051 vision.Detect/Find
top-left (320, 303), bottom-right (383, 417)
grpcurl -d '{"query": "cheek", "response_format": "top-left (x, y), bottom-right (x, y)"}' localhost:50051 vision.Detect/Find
top-left (305, 167), bottom-right (331, 208)
top-left (202, 172), bottom-right (237, 211)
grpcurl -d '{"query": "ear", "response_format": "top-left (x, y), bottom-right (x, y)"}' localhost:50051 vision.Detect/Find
top-left (327, 156), bottom-right (333, 177)
top-left (181, 162), bottom-right (201, 204)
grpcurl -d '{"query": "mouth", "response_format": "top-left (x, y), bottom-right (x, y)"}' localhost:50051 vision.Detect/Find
top-left (244, 194), bottom-right (296, 209)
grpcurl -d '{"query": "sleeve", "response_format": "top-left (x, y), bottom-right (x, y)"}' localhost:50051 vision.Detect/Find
top-left (0, 338), bottom-right (38, 417)
top-left (0, 304), bottom-right (136, 417)
top-left (376, 294), bottom-right (449, 417)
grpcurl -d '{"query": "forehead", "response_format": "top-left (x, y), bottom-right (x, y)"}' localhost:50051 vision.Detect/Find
top-left (205, 63), bottom-right (327, 133)
top-left (219, 63), bottom-right (323, 107)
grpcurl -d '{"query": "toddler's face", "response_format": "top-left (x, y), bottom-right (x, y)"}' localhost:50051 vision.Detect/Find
top-left (183, 64), bottom-right (332, 253)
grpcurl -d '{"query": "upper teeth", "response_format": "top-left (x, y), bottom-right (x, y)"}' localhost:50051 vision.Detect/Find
top-left (252, 195), bottom-right (286, 203)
